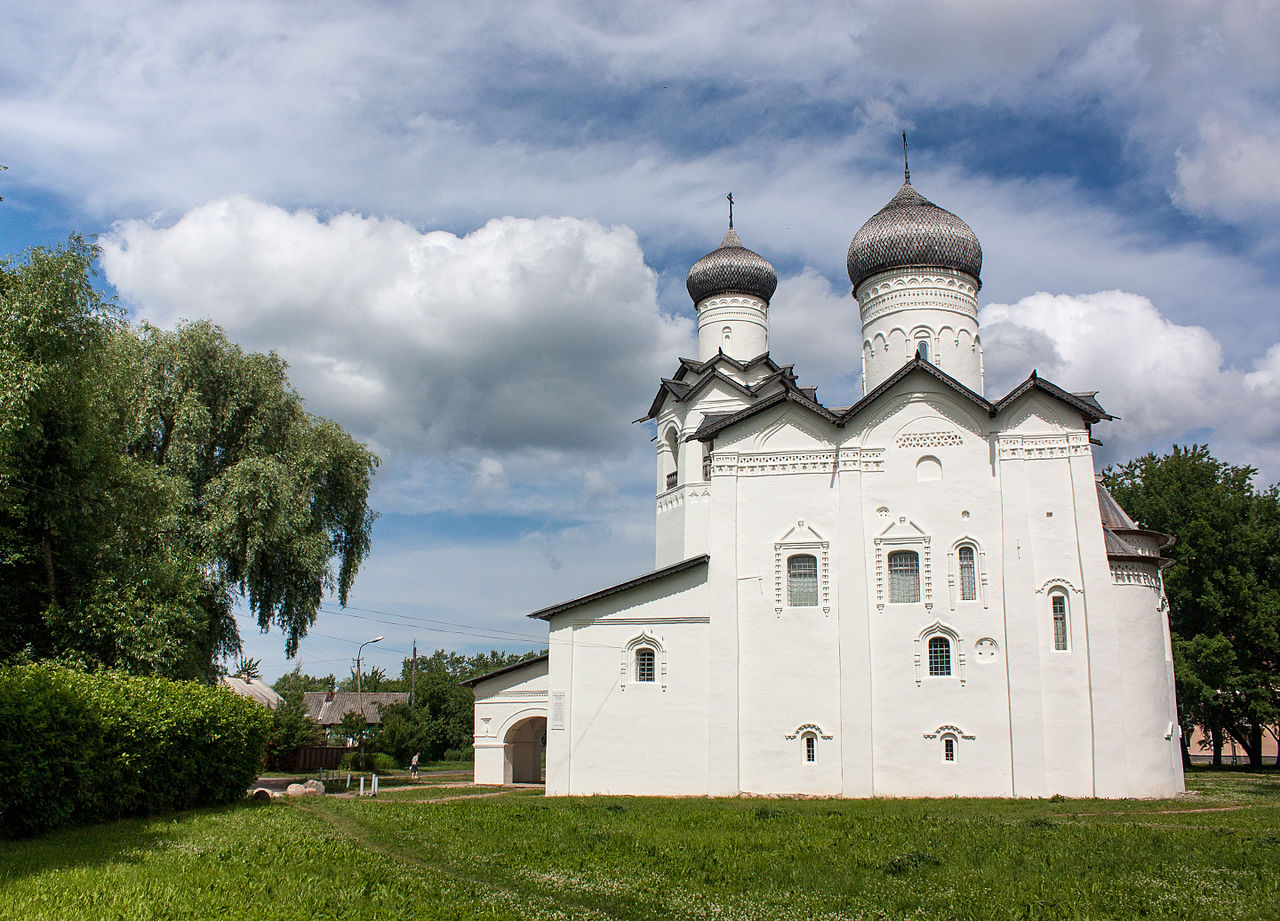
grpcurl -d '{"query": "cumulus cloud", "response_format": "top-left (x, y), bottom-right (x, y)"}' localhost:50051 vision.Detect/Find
top-left (981, 291), bottom-right (1280, 479)
top-left (1173, 115), bottom-right (1280, 220)
top-left (100, 197), bottom-right (692, 512)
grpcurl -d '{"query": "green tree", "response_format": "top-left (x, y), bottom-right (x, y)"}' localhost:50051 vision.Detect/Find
top-left (0, 237), bottom-right (379, 679)
top-left (336, 709), bottom-right (368, 746)
top-left (1104, 445), bottom-right (1280, 766)
top-left (263, 688), bottom-right (322, 769)
top-left (272, 665), bottom-right (335, 695)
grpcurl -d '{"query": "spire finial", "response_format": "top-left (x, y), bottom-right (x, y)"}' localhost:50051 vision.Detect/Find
top-left (726, 191), bottom-right (734, 229)
top-left (902, 131), bottom-right (910, 184)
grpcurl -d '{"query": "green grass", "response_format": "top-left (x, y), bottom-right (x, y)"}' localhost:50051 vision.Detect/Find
top-left (1, 769), bottom-right (1276, 920)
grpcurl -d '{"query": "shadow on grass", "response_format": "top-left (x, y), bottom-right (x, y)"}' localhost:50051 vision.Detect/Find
top-left (0, 800), bottom-right (266, 884)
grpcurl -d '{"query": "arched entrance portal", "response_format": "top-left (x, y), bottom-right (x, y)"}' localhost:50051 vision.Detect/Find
top-left (504, 716), bottom-right (547, 784)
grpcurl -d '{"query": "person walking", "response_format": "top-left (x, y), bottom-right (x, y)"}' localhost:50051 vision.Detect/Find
top-left (410, 752), bottom-right (420, 780)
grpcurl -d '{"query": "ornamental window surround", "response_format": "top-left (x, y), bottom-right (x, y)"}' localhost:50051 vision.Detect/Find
top-left (874, 517), bottom-right (932, 612)
top-left (947, 539), bottom-right (988, 609)
top-left (620, 632), bottom-right (667, 690)
top-left (914, 622), bottom-right (965, 685)
top-left (774, 522), bottom-right (830, 615)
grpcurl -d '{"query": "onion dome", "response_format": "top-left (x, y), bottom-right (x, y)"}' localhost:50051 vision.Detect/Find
top-left (686, 228), bottom-right (778, 305)
top-left (847, 181), bottom-right (983, 292)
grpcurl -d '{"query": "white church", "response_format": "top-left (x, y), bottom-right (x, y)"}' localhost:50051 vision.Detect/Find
top-left (465, 167), bottom-right (1185, 798)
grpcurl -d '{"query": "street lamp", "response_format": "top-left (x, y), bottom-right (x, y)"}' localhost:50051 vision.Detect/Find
top-left (356, 636), bottom-right (383, 767)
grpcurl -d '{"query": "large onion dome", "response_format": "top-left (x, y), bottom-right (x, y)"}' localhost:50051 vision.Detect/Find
top-left (847, 181), bottom-right (982, 292)
top-left (686, 228), bottom-right (778, 305)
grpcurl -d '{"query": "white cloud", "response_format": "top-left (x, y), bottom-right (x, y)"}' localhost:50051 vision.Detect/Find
top-left (981, 290), bottom-right (1280, 480)
top-left (1174, 114), bottom-right (1280, 220)
top-left (99, 197), bottom-right (692, 513)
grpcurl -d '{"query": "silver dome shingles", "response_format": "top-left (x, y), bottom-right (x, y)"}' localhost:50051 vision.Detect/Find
top-left (686, 228), bottom-right (778, 305)
top-left (847, 182), bottom-right (983, 291)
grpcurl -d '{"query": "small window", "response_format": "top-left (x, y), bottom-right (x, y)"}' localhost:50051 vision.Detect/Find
top-left (958, 546), bottom-right (977, 601)
top-left (928, 636), bottom-right (952, 676)
top-left (635, 647), bottom-right (656, 682)
top-left (916, 339), bottom-right (930, 361)
top-left (1052, 594), bottom-right (1068, 651)
top-left (888, 551), bottom-right (920, 603)
top-left (804, 733), bottom-right (816, 763)
top-left (943, 736), bottom-right (956, 762)
top-left (787, 554), bottom-right (818, 607)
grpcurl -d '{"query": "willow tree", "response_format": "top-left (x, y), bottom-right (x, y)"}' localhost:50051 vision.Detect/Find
top-left (0, 236), bottom-right (378, 678)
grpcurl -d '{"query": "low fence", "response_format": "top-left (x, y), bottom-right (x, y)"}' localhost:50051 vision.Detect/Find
top-left (281, 745), bottom-right (349, 772)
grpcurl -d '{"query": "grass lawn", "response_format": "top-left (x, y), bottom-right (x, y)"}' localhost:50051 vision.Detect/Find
top-left (1, 769), bottom-right (1276, 920)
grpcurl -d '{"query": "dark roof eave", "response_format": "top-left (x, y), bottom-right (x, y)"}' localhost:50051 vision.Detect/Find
top-left (527, 554), bottom-right (710, 621)
top-left (458, 653), bottom-right (550, 688)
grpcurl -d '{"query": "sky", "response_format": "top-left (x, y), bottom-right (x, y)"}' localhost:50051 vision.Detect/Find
top-left (4, 0), bottom-right (1280, 683)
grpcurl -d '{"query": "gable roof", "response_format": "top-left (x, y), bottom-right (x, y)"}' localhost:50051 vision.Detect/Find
top-left (528, 554), bottom-right (710, 621)
top-left (638, 351), bottom-right (792, 422)
top-left (692, 356), bottom-right (1111, 443)
top-left (302, 691), bottom-right (409, 726)
top-left (458, 653), bottom-right (549, 689)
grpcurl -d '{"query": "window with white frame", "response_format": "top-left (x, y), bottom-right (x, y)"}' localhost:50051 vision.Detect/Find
top-left (888, 550), bottom-right (921, 603)
top-left (787, 554), bottom-right (819, 607)
top-left (958, 545), bottom-right (977, 601)
top-left (804, 732), bottom-right (817, 763)
top-left (928, 636), bottom-right (952, 676)
top-left (635, 646), bottom-right (656, 682)
top-left (1051, 593), bottom-right (1069, 651)
top-left (943, 735), bottom-right (956, 762)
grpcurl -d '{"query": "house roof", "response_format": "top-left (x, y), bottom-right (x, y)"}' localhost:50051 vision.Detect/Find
top-left (1095, 478), bottom-right (1176, 563)
top-left (218, 675), bottom-right (283, 710)
top-left (302, 691), bottom-right (409, 726)
top-left (458, 653), bottom-right (550, 688)
top-left (527, 554), bottom-right (710, 621)
top-left (692, 357), bottom-right (1112, 443)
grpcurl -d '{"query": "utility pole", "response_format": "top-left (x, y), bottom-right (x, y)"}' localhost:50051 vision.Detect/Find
top-left (411, 638), bottom-right (418, 708)
top-left (356, 636), bottom-right (383, 767)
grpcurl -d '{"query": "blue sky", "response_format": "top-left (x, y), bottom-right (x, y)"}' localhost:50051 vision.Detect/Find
top-left (4, 1), bottom-right (1280, 682)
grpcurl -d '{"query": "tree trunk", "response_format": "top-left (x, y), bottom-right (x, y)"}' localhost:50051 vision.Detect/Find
top-left (40, 528), bottom-right (56, 597)
top-left (1249, 725), bottom-right (1263, 768)
top-left (1212, 728), bottom-right (1223, 766)
top-left (1179, 732), bottom-right (1192, 771)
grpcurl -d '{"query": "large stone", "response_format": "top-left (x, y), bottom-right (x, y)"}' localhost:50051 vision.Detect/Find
top-left (303, 779), bottom-right (325, 795)
top-left (286, 783), bottom-right (307, 797)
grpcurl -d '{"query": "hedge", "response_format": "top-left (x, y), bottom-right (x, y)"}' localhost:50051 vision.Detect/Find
top-left (0, 664), bottom-right (270, 838)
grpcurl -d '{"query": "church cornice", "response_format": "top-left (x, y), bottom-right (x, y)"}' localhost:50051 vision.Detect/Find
top-left (637, 351), bottom-right (792, 422)
top-left (691, 357), bottom-right (1113, 443)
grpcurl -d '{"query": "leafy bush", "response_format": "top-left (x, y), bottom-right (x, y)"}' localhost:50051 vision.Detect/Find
top-left (0, 664), bottom-right (270, 838)
top-left (338, 751), bottom-right (399, 773)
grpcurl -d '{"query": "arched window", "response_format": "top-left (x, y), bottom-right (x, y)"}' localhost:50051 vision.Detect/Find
top-left (916, 339), bottom-right (930, 361)
top-left (787, 554), bottom-right (818, 607)
top-left (888, 550), bottom-right (920, 603)
top-left (662, 428), bottom-right (679, 490)
top-left (958, 545), bottom-right (977, 601)
top-left (943, 736), bottom-right (956, 762)
top-left (804, 733), bottom-right (817, 763)
top-left (928, 636), bottom-right (952, 676)
top-left (1051, 593), bottom-right (1069, 651)
top-left (722, 326), bottom-right (732, 350)
top-left (635, 647), bottom-right (656, 682)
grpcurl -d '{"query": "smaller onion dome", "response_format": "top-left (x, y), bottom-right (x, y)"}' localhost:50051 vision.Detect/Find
top-left (686, 228), bottom-right (778, 305)
top-left (847, 181), bottom-right (982, 292)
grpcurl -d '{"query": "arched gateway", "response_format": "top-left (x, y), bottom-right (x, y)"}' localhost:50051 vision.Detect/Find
top-left (462, 654), bottom-right (549, 786)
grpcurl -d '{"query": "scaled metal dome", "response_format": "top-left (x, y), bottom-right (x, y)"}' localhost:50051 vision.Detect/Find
top-left (686, 228), bottom-right (778, 305)
top-left (847, 181), bottom-right (982, 292)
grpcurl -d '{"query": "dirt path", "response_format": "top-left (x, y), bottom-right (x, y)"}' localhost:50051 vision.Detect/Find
top-left (1068, 804), bottom-right (1247, 817)
top-left (292, 796), bottom-right (649, 921)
